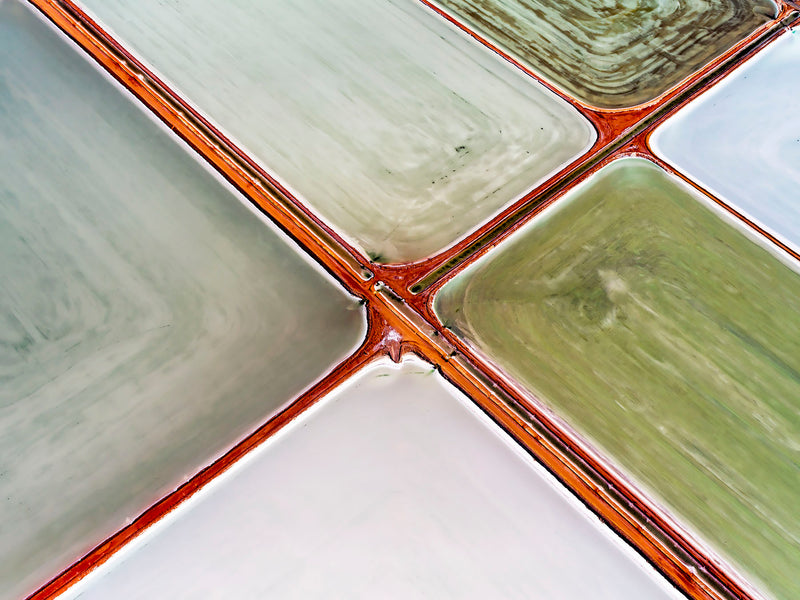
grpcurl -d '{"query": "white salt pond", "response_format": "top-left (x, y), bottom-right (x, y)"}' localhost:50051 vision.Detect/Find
top-left (0, 3), bottom-right (364, 597)
top-left (58, 358), bottom-right (681, 600)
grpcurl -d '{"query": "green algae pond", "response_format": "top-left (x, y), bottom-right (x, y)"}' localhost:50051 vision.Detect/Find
top-left (435, 158), bottom-right (800, 599)
top-left (432, 0), bottom-right (776, 108)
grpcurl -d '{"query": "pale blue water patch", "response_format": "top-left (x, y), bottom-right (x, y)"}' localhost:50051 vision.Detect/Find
top-left (652, 28), bottom-right (800, 253)
top-left (0, 2), bottom-right (364, 598)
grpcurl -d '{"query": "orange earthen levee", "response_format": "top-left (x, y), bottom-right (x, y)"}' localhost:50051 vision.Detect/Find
top-left (21, 0), bottom-right (800, 599)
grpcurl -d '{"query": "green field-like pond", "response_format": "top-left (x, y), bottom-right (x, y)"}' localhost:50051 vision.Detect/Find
top-left (435, 158), bottom-right (800, 599)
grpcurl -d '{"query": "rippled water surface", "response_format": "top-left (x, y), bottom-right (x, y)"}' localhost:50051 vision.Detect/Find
top-left (0, 3), bottom-right (364, 597)
top-left (433, 0), bottom-right (776, 107)
top-left (435, 158), bottom-right (800, 599)
top-left (76, 0), bottom-right (594, 262)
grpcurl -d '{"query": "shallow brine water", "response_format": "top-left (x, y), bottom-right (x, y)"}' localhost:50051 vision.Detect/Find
top-left (432, 0), bottom-right (776, 107)
top-left (0, 3), bottom-right (364, 597)
top-left (76, 0), bottom-right (594, 262)
top-left (58, 358), bottom-right (681, 600)
top-left (653, 27), bottom-right (800, 255)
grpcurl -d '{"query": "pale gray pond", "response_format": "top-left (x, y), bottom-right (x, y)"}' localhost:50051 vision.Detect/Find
top-left (76, 0), bottom-right (594, 262)
top-left (0, 3), bottom-right (364, 597)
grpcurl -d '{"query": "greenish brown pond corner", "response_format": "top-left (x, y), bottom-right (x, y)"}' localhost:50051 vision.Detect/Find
top-left (433, 0), bottom-right (777, 107)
